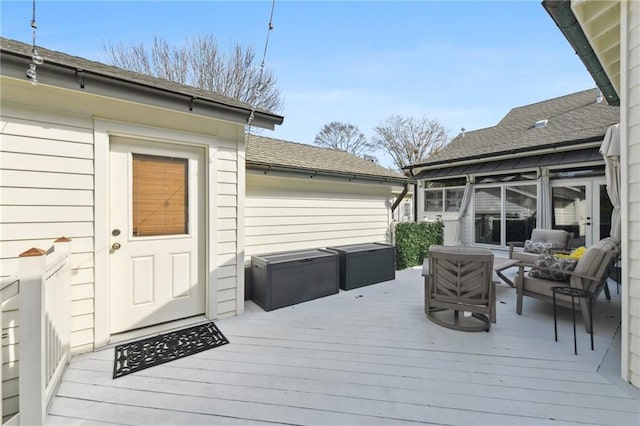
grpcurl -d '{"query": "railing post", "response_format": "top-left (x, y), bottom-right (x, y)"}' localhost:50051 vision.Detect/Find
top-left (18, 247), bottom-right (47, 426)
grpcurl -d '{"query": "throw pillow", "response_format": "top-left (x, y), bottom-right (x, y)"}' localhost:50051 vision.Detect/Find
top-left (529, 253), bottom-right (578, 281)
top-left (556, 246), bottom-right (587, 260)
top-left (523, 240), bottom-right (556, 254)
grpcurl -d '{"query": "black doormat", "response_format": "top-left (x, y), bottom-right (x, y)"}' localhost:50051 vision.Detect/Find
top-left (113, 321), bottom-right (229, 379)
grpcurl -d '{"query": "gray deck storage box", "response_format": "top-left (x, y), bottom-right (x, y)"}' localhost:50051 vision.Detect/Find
top-left (326, 243), bottom-right (395, 290)
top-left (251, 249), bottom-right (339, 311)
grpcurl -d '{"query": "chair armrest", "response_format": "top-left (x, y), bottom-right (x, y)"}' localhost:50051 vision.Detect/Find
top-left (508, 242), bottom-right (524, 259)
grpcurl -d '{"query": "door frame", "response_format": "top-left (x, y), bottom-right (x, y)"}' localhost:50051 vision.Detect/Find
top-left (94, 119), bottom-right (218, 349)
top-left (550, 177), bottom-right (609, 246)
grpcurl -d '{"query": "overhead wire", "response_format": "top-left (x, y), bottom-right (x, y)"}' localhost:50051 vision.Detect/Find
top-left (247, 0), bottom-right (276, 132)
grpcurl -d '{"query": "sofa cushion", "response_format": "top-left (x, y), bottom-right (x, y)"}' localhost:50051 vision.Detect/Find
top-left (530, 229), bottom-right (570, 249)
top-left (529, 253), bottom-right (578, 281)
top-left (572, 239), bottom-right (617, 278)
top-left (523, 240), bottom-right (556, 254)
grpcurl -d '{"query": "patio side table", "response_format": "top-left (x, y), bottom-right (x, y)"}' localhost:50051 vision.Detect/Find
top-left (551, 286), bottom-right (593, 355)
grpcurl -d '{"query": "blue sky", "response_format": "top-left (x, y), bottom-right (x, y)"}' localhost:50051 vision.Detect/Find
top-left (1, 1), bottom-right (595, 168)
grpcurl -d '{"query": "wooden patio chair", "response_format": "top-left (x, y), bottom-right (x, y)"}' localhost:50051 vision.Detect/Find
top-left (515, 238), bottom-right (619, 333)
top-left (424, 245), bottom-right (495, 332)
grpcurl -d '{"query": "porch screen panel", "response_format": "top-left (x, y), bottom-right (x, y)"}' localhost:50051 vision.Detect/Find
top-left (132, 154), bottom-right (188, 237)
top-left (474, 187), bottom-right (501, 245)
top-left (505, 185), bottom-right (537, 243)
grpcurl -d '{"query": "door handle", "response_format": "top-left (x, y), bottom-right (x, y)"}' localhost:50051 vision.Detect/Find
top-left (111, 242), bottom-right (122, 251)
top-left (585, 222), bottom-right (591, 226)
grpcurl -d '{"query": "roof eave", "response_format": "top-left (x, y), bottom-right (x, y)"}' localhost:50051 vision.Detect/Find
top-left (246, 161), bottom-right (409, 185)
top-left (541, 0), bottom-right (619, 106)
top-left (0, 49), bottom-right (284, 130)
top-left (404, 136), bottom-right (604, 173)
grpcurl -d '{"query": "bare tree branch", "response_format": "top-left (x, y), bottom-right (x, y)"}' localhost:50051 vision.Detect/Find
top-left (313, 121), bottom-right (376, 157)
top-left (372, 115), bottom-right (449, 175)
top-left (103, 34), bottom-right (283, 113)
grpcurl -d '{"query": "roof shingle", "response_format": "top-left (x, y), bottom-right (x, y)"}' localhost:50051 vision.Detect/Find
top-left (246, 135), bottom-right (407, 181)
top-left (412, 88), bottom-right (619, 167)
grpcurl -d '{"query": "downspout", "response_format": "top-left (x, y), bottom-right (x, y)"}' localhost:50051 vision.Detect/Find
top-left (391, 183), bottom-right (410, 213)
top-left (541, 0), bottom-right (619, 106)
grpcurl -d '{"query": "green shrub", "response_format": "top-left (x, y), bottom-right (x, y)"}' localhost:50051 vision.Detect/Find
top-left (395, 221), bottom-right (444, 270)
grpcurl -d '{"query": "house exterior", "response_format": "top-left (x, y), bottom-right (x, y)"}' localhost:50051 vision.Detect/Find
top-left (244, 134), bottom-right (408, 262)
top-left (0, 36), bottom-right (283, 361)
top-left (542, 0), bottom-right (639, 392)
top-left (405, 88), bottom-right (619, 249)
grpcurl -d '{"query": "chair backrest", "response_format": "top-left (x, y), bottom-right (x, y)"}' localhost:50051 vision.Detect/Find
top-left (530, 229), bottom-right (571, 250)
top-left (571, 238), bottom-right (619, 293)
top-left (428, 245), bottom-right (494, 305)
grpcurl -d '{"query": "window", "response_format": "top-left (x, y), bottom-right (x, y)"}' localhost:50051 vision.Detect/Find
top-left (474, 184), bottom-right (537, 246)
top-left (445, 188), bottom-right (465, 211)
top-left (132, 154), bottom-right (188, 237)
top-left (505, 185), bottom-right (537, 244)
top-left (422, 178), bottom-right (466, 213)
top-left (474, 187), bottom-right (501, 245)
top-left (403, 202), bottom-right (411, 220)
top-left (424, 190), bottom-right (443, 211)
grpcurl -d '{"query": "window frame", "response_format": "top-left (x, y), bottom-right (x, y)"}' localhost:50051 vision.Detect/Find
top-left (472, 181), bottom-right (538, 247)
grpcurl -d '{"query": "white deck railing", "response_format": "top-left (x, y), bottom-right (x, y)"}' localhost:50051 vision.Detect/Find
top-left (1, 238), bottom-right (72, 426)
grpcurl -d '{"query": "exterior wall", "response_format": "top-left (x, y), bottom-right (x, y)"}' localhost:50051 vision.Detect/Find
top-left (1, 75), bottom-right (246, 352)
top-left (1, 104), bottom-right (96, 353)
top-left (215, 139), bottom-right (244, 319)
top-left (392, 186), bottom-right (414, 223)
top-left (622, 0), bottom-right (640, 388)
top-left (245, 172), bottom-right (393, 260)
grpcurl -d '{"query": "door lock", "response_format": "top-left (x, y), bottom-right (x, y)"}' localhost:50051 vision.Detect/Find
top-left (111, 242), bottom-right (122, 251)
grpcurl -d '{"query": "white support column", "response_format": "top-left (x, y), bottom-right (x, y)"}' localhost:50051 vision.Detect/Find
top-left (17, 247), bottom-right (48, 426)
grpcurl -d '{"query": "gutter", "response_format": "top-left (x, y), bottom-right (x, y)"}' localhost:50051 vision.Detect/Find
top-left (246, 161), bottom-right (409, 185)
top-left (541, 0), bottom-right (619, 106)
top-left (0, 49), bottom-right (284, 130)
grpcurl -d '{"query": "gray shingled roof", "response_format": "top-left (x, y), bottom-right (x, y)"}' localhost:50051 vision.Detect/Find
top-left (0, 37), bottom-right (283, 124)
top-left (410, 88), bottom-right (619, 168)
top-left (246, 135), bottom-right (407, 182)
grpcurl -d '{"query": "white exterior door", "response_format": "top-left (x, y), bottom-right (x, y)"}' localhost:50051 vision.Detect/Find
top-left (551, 178), bottom-right (612, 246)
top-left (109, 137), bottom-right (205, 334)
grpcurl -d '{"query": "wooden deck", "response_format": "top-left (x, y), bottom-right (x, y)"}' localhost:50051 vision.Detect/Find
top-left (47, 267), bottom-right (639, 425)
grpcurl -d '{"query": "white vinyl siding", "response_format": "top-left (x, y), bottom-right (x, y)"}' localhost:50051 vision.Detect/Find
top-left (245, 173), bottom-right (392, 259)
top-left (215, 146), bottom-right (240, 319)
top-left (624, 0), bottom-right (640, 388)
top-left (0, 107), bottom-right (95, 353)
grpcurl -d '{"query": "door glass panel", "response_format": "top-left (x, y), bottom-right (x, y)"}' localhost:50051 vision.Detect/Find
top-left (599, 184), bottom-right (613, 240)
top-left (552, 185), bottom-right (586, 246)
top-left (132, 154), bottom-right (188, 237)
top-left (505, 185), bottom-right (537, 244)
top-left (475, 187), bottom-right (501, 245)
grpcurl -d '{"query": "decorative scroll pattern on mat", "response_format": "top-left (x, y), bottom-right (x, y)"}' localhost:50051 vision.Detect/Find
top-left (113, 322), bottom-right (229, 378)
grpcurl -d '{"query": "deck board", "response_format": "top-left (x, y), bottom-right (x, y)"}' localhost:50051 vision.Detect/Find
top-left (48, 267), bottom-right (639, 425)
